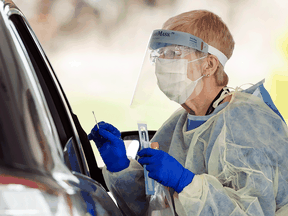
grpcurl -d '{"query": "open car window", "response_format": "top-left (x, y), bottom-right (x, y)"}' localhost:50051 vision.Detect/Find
top-left (7, 13), bottom-right (108, 190)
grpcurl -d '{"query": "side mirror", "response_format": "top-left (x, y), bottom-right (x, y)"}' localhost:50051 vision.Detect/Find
top-left (121, 131), bottom-right (157, 160)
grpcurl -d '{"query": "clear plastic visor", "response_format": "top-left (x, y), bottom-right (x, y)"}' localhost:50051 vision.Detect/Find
top-left (130, 29), bottom-right (210, 108)
top-left (130, 44), bottom-right (206, 108)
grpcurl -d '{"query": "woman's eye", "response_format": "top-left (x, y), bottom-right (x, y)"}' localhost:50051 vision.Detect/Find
top-left (174, 50), bottom-right (181, 56)
top-left (164, 50), bottom-right (175, 58)
top-left (150, 51), bottom-right (161, 64)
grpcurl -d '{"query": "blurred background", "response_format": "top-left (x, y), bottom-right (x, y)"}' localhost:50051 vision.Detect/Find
top-left (13, 0), bottom-right (288, 165)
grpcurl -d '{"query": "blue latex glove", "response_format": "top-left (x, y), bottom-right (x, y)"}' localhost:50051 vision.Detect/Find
top-left (138, 148), bottom-right (195, 193)
top-left (88, 121), bottom-right (121, 149)
top-left (88, 121), bottom-right (130, 172)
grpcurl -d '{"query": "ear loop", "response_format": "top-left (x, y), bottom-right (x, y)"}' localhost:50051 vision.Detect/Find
top-left (187, 55), bottom-right (207, 64)
top-left (187, 54), bottom-right (208, 81)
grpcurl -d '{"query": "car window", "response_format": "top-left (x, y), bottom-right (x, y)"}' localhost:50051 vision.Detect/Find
top-left (8, 14), bottom-right (88, 174)
top-left (7, 13), bottom-right (109, 190)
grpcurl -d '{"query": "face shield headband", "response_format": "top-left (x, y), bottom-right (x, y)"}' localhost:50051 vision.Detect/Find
top-left (149, 29), bottom-right (228, 67)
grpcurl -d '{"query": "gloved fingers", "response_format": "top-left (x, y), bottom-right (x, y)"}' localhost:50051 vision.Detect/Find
top-left (99, 129), bottom-right (121, 144)
top-left (147, 166), bottom-right (162, 182)
top-left (92, 135), bottom-right (108, 150)
top-left (87, 133), bottom-right (93, 140)
top-left (90, 121), bottom-right (106, 135)
top-left (137, 148), bottom-right (159, 157)
top-left (138, 154), bottom-right (161, 165)
top-left (88, 128), bottom-right (109, 149)
top-left (145, 163), bottom-right (161, 173)
top-left (91, 122), bottom-right (101, 132)
top-left (98, 140), bottom-right (112, 153)
top-left (98, 121), bottom-right (121, 138)
top-left (138, 157), bottom-right (153, 165)
top-left (91, 121), bottom-right (113, 132)
top-left (90, 125), bottom-right (101, 140)
top-left (147, 171), bottom-right (157, 181)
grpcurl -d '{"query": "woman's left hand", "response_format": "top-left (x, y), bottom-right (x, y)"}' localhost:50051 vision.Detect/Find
top-left (138, 148), bottom-right (195, 193)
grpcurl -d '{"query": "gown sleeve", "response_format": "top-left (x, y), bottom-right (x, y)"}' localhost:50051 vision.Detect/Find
top-left (102, 159), bottom-right (149, 216)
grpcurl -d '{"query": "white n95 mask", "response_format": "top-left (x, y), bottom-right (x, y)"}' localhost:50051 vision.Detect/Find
top-left (155, 57), bottom-right (205, 104)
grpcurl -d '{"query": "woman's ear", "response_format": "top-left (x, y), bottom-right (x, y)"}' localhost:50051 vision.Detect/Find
top-left (203, 55), bottom-right (219, 76)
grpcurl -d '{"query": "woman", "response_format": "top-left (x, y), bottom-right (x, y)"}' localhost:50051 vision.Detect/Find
top-left (89, 10), bottom-right (288, 216)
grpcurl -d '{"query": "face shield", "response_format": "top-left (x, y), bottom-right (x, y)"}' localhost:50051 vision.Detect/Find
top-left (130, 29), bottom-right (228, 108)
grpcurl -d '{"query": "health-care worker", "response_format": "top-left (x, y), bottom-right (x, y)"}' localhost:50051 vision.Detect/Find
top-left (88, 10), bottom-right (288, 216)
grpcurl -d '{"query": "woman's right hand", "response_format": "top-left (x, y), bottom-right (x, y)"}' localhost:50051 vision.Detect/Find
top-left (88, 121), bottom-right (130, 172)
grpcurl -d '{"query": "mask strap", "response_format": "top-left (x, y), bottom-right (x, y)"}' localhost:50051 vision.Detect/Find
top-left (205, 88), bottom-right (225, 115)
top-left (212, 87), bottom-right (231, 108)
top-left (193, 74), bottom-right (205, 82)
